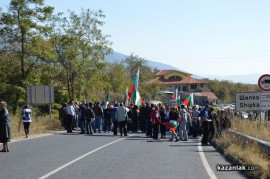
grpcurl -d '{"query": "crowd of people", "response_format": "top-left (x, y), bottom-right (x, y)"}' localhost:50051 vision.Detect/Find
top-left (58, 100), bottom-right (234, 144)
top-left (0, 99), bottom-right (235, 153)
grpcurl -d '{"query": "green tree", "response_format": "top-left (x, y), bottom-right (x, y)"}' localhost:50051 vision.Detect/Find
top-left (0, 0), bottom-right (54, 113)
top-left (50, 9), bottom-right (112, 100)
top-left (124, 53), bottom-right (146, 80)
top-left (105, 62), bottom-right (130, 94)
top-left (205, 79), bottom-right (260, 103)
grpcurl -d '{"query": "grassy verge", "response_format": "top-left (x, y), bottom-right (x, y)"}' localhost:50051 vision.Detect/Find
top-left (217, 119), bottom-right (270, 178)
top-left (10, 114), bottom-right (61, 139)
top-left (232, 119), bottom-right (270, 142)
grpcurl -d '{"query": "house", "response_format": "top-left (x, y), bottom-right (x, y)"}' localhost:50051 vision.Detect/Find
top-left (151, 70), bottom-right (218, 105)
top-left (153, 70), bottom-right (207, 92)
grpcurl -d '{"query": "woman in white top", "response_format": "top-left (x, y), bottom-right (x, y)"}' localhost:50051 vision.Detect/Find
top-left (22, 104), bottom-right (32, 138)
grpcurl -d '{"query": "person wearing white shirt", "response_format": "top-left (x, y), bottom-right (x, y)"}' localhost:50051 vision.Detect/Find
top-left (115, 103), bottom-right (129, 136)
top-left (66, 101), bottom-right (75, 133)
top-left (21, 104), bottom-right (32, 138)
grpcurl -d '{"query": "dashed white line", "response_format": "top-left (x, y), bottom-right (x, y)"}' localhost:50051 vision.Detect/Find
top-left (38, 135), bottom-right (134, 179)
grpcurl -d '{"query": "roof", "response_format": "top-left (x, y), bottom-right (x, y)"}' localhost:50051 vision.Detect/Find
top-left (155, 70), bottom-right (191, 76)
top-left (194, 92), bottom-right (218, 100)
top-left (158, 76), bottom-right (207, 85)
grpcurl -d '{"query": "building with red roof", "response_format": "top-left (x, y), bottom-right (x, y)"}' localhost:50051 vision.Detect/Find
top-left (152, 70), bottom-right (218, 105)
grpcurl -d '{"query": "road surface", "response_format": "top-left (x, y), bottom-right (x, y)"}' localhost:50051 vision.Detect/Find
top-left (0, 131), bottom-right (246, 179)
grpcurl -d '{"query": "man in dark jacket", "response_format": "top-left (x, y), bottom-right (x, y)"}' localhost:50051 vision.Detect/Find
top-left (85, 102), bottom-right (95, 134)
top-left (78, 100), bottom-right (87, 134)
top-left (131, 105), bottom-right (139, 132)
top-left (104, 105), bottom-right (112, 133)
top-left (93, 102), bottom-right (104, 133)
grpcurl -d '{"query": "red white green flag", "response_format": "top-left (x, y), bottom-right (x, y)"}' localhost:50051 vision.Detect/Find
top-left (128, 68), bottom-right (140, 101)
top-left (177, 94), bottom-right (181, 105)
top-left (163, 120), bottom-right (179, 132)
top-left (130, 69), bottom-right (140, 103)
top-left (171, 89), bottom-right (177, 100)
top-left (183, 93), bottom-right (194, 107)
top-left (135, 91), bottom-right (143, 107)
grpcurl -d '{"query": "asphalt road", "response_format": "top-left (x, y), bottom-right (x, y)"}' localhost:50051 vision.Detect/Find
top-left (0, 131), bottom-right (247, 179)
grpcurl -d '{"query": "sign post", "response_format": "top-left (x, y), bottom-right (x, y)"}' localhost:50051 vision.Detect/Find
top-left (235, 92), bottom-right (261, 111)
top-left (258, 74), bottom-right (270, 91)
top-left (27, 86), bottom-right (54, 127)
top-left (258, 74), bottom-right (270, 126)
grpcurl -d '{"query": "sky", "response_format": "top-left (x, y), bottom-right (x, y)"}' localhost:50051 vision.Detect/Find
top-left (1, 0), bottom-right (270, 77)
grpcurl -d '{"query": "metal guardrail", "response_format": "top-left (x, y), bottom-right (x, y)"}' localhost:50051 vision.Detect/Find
top-left (228, 129), bottom-right (270, 155)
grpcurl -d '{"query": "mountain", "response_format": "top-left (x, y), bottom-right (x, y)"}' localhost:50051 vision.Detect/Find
top-left (105, 52), bottom-right (180, 71)
top-left (105, 52), bottom-right (259, 84)
top-left (105, 52), bottom-right (201, 78)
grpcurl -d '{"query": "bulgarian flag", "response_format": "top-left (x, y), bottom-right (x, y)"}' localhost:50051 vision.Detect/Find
top-left (163, 120), bottom-right (179, 132)
top-left (135, 91), bottom-right (143, 107)
top-left (171, 89), bottom-right (177, 100)
top-left (128, 68), bottom-right (140, 100)
top-left (183, 93), bottom-right (194, 107)
top-left (177, 94), bottom-right (181, 105)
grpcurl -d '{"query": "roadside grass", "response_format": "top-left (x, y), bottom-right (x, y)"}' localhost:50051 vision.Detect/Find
top-left (232, 119), bottom-right (270, 143)
top-left (10, 114), bottom-right (61, 139)
top-left (217, 119), bottom-right (270, 179)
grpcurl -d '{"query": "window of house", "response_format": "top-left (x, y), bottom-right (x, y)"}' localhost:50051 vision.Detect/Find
top-left (183, 86), bottom-right (187, 91)
top-left (191, 84), bottom-right (197, 89)
top-left (168, 76), bottom-right (182, 81)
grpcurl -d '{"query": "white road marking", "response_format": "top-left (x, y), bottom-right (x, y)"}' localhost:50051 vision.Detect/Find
top-left (198, 140), bottom-right (218, 179)
top-left (38, 135), bottom-right (134, 179)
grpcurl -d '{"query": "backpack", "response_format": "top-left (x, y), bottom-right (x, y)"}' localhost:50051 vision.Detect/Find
top-left (22, 109), bottom-right (31, 121)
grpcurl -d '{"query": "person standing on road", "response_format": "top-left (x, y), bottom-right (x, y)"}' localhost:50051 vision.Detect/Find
top-left (131, 105), bottom-right (139, 133)
top-left (199, 105), bottom-right (210, 145)
top-left (146, 103), bottom-right (154, 138)
top-left (79, 100), bottom-right (87, 134)
top-left (85, 102), bottom-right (95, 135)
top-left (159, 106), bottom-right (168, 138)
top-left (21, 104), bottom-right (32, 138)
top-left (0, 101), bottom-right (10, 152)
top-left (115, 103), bottom-right (128, 136)
top-left (152, 106), bottom-right (160, 140)
top-left (59, 103), bottom-right (68, 129)
top-left (179, 105), bottom-right (191, 141)
top-left (191, 105), bottom-right (200, 138)
top-left (169, 107), bottom-right (180, 142)
top-left (66, 101), bottom-right (75, 133)
top-left (93, 102), bottom-right (104, 133)
top-left (112, 103), bottom-right (119, 135)
top-left (103, 105), bottom-right (112, 133)
top-left (139, 103), bottom-right (147, 133)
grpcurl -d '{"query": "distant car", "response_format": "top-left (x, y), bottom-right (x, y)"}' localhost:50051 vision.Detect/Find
top-left (240, 112), bottom-right (248, 119)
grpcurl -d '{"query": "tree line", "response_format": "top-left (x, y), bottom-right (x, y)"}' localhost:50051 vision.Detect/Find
top-left (0, 0), bottom-right (164, 114)
top-left (0, 0), bottom-right (259, 114)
